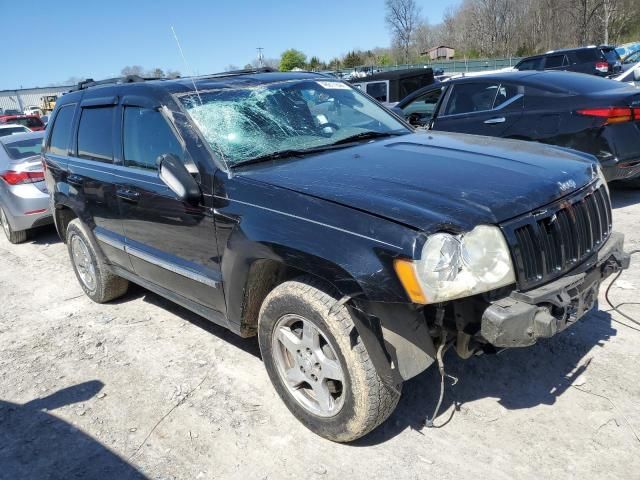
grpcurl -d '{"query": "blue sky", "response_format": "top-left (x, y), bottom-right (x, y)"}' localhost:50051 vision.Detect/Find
top-left (3, 0), bottom-right (458, 90)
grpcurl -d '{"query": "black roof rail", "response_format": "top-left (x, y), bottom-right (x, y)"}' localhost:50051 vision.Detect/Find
top-left (71, 75), bottom-right (164, 91)
top-left (194, 67), bottom-right (279, 80)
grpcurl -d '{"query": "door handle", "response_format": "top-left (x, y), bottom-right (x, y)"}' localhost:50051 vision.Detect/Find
top-left (116, 188), bottom-right (141, 203)
top-left (484, 117), bottom-right (506, 124)
top-left (67, 174), bottom-right (84, 187)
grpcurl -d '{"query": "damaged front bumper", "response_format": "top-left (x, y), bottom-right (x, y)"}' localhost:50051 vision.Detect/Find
top-left (481, 232), bottom-right (629, 348)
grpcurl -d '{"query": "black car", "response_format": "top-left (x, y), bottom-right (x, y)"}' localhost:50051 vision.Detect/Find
top-left (349, 68), bottom-right (435, 103)
top-left (44, 71), bottom-right (628, 442)
top-left (515, 45), bottom-right (622, 77)
top-left (394, 70), bottom-right (640, 183)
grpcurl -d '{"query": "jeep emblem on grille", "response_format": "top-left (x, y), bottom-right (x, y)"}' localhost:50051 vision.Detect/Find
top-left (558, 179), bottom-right (577, 192)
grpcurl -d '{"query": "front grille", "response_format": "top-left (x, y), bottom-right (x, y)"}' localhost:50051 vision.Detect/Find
top-left (502, 182), bottom-right (612, 290)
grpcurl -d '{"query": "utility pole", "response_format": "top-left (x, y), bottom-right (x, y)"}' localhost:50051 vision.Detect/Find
top-left (257, 47), bottom-right (265, 68)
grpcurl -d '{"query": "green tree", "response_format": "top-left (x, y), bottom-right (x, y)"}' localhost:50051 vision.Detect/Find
top-left (307, 56), bottom-right (322, 71)
top-left (342, 51), bottom-right (363, 68)
top-left (279, 49), bottom-right (307, 71)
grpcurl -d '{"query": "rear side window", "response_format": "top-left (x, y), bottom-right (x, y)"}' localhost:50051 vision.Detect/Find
top-left (575, 49), bottom-right (599, 62)
top-left (602, 48), bottom-right (621, 64)
top-left (517, 57), bottom-right (543, 70)
top-left (445, 82), bottom-right (500, 115)
top-left (366, 82), bottom-right (388, 102)
top-left (123, 107), bottom-right (182, 170)
top-left (77, 107), bottom-right (114, 163)
top-left (545, 55), bottom-right (568, 69)
top-left (48, 105), bottom-right (75, 156)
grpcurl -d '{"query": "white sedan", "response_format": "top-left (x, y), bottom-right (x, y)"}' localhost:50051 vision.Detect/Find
top-left (0, 124), bottom-right (32, 137)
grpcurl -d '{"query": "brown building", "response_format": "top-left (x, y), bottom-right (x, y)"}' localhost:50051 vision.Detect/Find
top-left (422, 45), bottom-right (455, 61)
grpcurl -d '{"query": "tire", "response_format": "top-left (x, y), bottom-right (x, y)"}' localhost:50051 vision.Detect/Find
top-left (66, 219), bottom-right (128, 303)
top-left (0, 207), bottom-right (27, 244)
top-left (258, 276), bottom-right (401, 442)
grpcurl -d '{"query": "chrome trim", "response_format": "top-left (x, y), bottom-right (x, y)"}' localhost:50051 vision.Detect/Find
top-left (126, 245), bottom-right (220, 288)
top-left (95, 230), bottom-right (126, 251)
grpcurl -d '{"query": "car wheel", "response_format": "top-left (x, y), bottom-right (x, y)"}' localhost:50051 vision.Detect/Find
top-left (66, 219), bottom-right (128, 303)
top-left (0, 207), bottom-right (27, 244)
top-left (258, 276), bottom-right (401, 442)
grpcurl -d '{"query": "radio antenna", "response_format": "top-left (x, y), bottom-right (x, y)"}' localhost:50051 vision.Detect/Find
top-left (171, 26), bottom-right (202, 104)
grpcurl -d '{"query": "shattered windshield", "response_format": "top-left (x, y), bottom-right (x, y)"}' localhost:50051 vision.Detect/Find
top-left (178, 79), bottom-right (409, 167)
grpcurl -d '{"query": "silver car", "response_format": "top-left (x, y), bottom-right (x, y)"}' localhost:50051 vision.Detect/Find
top-left (0, 131), bottom-right (52, 243)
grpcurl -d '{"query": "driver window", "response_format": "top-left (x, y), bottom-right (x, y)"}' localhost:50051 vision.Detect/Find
top-left (402, 87), bottom-right (444, 125)
top-left (123, 107), bottom-right (183, 170)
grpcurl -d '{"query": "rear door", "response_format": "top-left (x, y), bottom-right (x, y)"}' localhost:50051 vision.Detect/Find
top-left (67, 96), bottom-right (131, 269)
top-left (431, 81), bottom-right (524, 136)
top-left (114, 99), bottom-right (225, 314)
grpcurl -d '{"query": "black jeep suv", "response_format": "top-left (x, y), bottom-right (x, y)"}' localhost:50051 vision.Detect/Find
top-left (44, 71), bottom-right (629, 442)
top-left (515, 45), bottom-right (622, 77)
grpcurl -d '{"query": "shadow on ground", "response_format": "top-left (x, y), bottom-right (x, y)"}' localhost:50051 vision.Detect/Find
top-left (610, 183), bottom-right (640, 209)
top-left (0, 381), bottom-right (147, 479)
top-left (355, 310), bottom-right (617, 446)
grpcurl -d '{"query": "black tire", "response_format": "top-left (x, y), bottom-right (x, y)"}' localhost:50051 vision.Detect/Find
top-left (258, 276), bottom-right (401, 442)
top-left (0, 207), bottom-right (28, 244)
top-left (66, 219), bottom-right (128, 303)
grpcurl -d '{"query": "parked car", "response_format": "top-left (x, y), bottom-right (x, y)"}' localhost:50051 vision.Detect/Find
top-left (349, 68), bottom-right (435, 104)
top-left (1, 109), bottom-right (23, 116)
top-left (621, 49), bottom-right (640, 71)
top-left (514, 45), bottom-right (622, 77)
top-left (393, 70), bottom-right (640, 183)
top-left (44, 71), bottom-right (628, 442)
top-left (0, 131), bottom-right (51, 243)
top-left (23, 105), bottom-right (43, 116)
top-left (616, 41), bottom-right (640, 62)
top-left (0, 124), bottom-right (32, 137)
top-left (0, 115), bottom-right (45, 131)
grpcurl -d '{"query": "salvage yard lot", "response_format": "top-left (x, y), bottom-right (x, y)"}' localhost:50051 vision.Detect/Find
top-left (1, 186), bottom-right (639, 480)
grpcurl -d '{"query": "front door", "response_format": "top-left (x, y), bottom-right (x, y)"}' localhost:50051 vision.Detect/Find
top-left (113, 103), bottom-right (225, 315)
top-left (432, 81), bottom-right (524, 137)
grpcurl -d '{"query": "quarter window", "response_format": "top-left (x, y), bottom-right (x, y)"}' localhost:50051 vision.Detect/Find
top-left (123, 107), bottom-right (182, 170)
top-left (48, 105), bottom-right (75, 156)
top-left (77, 107), bottom-right (114, 163)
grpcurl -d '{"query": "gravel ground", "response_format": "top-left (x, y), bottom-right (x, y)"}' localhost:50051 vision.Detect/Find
top-left (0, 185), bottom-right (639, 480)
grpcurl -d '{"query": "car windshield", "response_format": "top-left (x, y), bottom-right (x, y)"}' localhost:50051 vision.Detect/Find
top-left (2, 137), bottom-right (42, 160)
top-left (179, 78), bottom-right (409, 167)
top-left (7, 117), bottom-right (43, 128)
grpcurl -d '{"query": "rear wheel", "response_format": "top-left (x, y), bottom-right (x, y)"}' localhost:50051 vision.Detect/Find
top-left (0, 207), bottom-right (27, 244)
top-left (66, 219), bottom-right (128, 303)
top-left (258, 277), bottom-right (400, 442)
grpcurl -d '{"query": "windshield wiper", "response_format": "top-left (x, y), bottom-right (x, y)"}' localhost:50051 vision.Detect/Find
top-left (233, 146), bottom-right (339, 168)
top-left (328, 130), bottom-right (406, 146)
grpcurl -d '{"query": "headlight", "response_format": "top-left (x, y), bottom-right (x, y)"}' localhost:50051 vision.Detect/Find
top-left (395, 225), bottom-right (516, 304)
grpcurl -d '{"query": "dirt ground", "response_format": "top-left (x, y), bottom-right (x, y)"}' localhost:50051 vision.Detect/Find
top-left (1, 186), bottom-right (639, 480)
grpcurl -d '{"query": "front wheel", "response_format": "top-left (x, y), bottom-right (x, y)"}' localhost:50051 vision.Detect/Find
top-left (258, 277), bottom-right (400, 442)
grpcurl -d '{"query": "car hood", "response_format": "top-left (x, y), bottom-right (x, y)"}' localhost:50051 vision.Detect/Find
top-left (236, 131), bottom-right (598, 232)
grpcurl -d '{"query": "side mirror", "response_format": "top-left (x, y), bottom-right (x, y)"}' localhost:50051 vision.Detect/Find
top-left (157, 153), bottom-right (201, 204)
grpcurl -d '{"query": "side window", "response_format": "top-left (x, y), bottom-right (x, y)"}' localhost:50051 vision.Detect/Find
top-left (123, 107), bottom-right (182, 170)
top-left (77, 107), bottom-right (114, 163)
top-left (444, 82), bottom-right (500, 116)
top-left (517, 58), bottom-right (542, 71)
top-left (48, 105), bottom-right (75, 155)
top-left (366, 82), bottom-right (388, 102)
top-left (493, 84), bottom-right (521, 109)
top-left (401, 88), bottom-right (445, 125)
top-left (545, 55), bottom-right (567, 69)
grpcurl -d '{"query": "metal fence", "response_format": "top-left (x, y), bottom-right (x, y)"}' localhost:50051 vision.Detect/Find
top-left (349, 57), bottom-right (524, 74)
top-left (0, 85), bottom-right (73, 114)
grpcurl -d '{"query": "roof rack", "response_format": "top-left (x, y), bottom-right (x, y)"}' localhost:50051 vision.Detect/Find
top-left (194, 67), bottom-right (278, 80)
top-left (71, 75), bottom-right (164, 91)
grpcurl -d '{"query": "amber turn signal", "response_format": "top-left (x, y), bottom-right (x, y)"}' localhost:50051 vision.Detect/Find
top-left (393, 258), bottom-right (428, 304)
